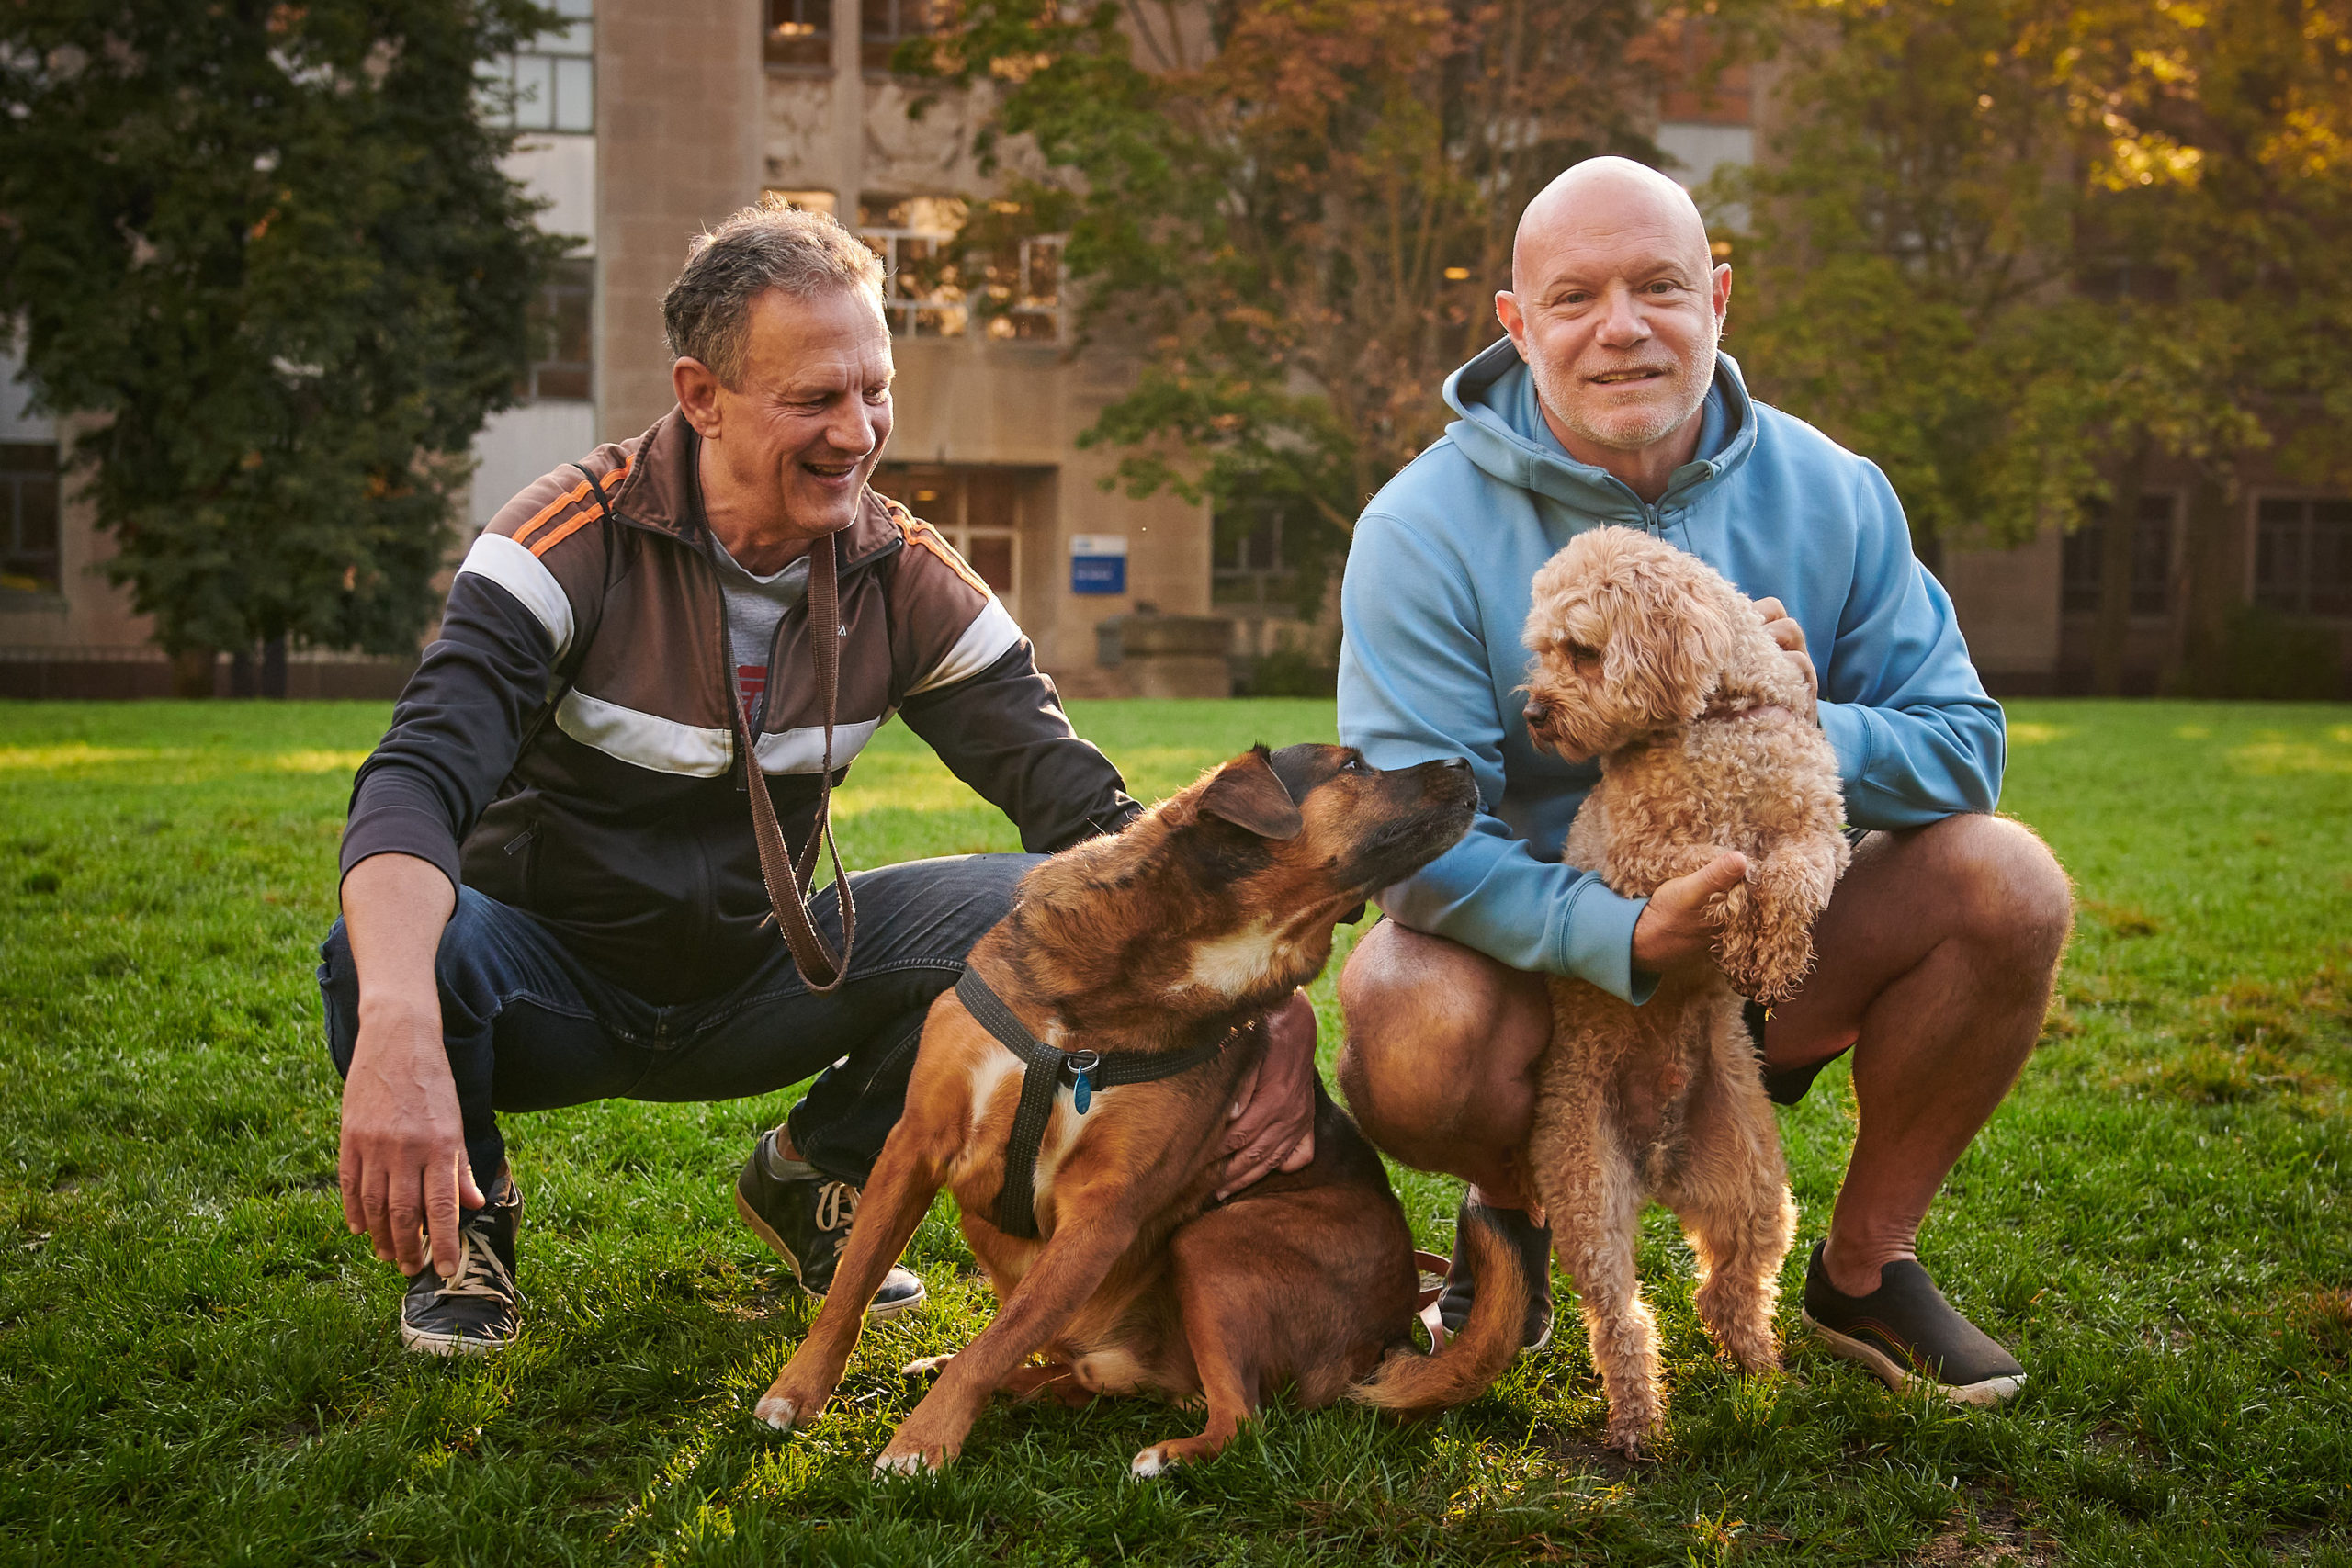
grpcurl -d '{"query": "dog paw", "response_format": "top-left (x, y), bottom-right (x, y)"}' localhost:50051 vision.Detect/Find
top-left (899, 1354), bottom-right (953, 1378)
top-left (1603, 1420), bottom-right (1661, 1461)
top-left (1130, 1444), bottom-right (1176, 1479)
top-left (754, 1394), bottom-right (802, 1431)
top-left (873, 1439), bottom-right (956, 1477)
top-left (874, 1418), bottom-right (961, 1476)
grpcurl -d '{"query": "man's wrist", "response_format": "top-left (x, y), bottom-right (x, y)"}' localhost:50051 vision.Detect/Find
top-left (353, 994), bottom-right (445, 1063)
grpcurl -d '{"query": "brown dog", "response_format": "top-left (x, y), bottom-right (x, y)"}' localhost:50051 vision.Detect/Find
top-left (1368, 526), bottom-right (1846, 1456)
top-left (753, 743), bottom-right (1529, 1474)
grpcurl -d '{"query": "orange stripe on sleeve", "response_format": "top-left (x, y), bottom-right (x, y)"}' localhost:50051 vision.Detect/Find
top-left (514, 480), bottom-right (590, 547)
top-left (898, 514), bottom-right (994, 599)
top-left (513, 454), bottom-right (631, 547)
top-left (528, 509), bottom-right (598, 558)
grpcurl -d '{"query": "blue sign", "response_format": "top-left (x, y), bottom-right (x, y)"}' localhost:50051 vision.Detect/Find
top-left (1069, 534), bottom-right (1128, 595)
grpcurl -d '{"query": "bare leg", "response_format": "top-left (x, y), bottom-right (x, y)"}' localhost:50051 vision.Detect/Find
top-left (1764, 815), bottom-right (2072, 1296)
top-left (1338, 920), bottom-right (1551, 1210)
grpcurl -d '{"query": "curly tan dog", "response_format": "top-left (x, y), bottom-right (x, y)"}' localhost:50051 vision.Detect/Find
top-left (753, 745), bottom-right (1534, 1475)
top-left (1521, 525), bottom-right (1847, 1454)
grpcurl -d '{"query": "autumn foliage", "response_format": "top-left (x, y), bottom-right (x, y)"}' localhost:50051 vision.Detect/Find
top-left (914, 0), bottom-right (1668, 613)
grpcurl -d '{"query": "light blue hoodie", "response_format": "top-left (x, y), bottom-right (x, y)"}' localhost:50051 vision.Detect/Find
top-left (1337, 341), bottom-right (2004, 1005)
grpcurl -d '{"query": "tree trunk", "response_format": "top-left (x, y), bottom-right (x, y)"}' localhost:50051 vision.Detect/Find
top-left (2166, 462), bottom-right (2241, 694)
top-left (261, 636), bottom-right (288, 699)
top-left (169, 648), bottom-right (216, 699)
top-left (2091, 440), bottom-right (2150, 696)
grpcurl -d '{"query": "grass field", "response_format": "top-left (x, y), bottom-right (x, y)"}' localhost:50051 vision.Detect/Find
top-left (2, 697), bottom-right (2347, 1566)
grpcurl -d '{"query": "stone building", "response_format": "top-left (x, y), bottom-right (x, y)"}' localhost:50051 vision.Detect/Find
top-left (3, 1), bottom-right (2344, 696)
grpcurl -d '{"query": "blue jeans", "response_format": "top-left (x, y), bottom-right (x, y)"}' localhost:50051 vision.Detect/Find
top-left (318, 853), bottom-right (1039, 1191)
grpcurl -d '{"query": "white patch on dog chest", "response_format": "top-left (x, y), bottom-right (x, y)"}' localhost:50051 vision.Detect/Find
top-left (1027, 1077), bottom-right (1089, 1218)
top-left (1177, 921), bottom-right (1284, 998)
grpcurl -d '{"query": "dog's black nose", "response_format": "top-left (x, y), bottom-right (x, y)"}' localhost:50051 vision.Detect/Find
top-left (1522, 703), bottom-right (1547, 726)
top-left (1442, 757), bottom-right (1471, 773)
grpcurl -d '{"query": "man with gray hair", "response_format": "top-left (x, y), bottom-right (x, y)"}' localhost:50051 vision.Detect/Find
top-left (320, 197), bottom-right (1322, 1355)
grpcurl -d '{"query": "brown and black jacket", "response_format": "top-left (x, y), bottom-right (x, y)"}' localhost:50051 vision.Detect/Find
top-left (342, 409), bottom-right (1139, 1003)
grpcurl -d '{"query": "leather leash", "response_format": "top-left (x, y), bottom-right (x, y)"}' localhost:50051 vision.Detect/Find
top-left (724, 534), bottom-right (856, 993)
top-left (955, 967), bottom-right (1241, 1239)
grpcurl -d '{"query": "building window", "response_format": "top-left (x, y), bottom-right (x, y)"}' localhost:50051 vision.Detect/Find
top-left (524, 258), bottom-right (594, 402)
top-left (863, 0), bottom-right (945, 73)
top-left (2061, 492), bottom-right (2174, 616)
top-left (855, 196), bottom-right (1064, 342)
top-left (1212, 503), bottom-right (1296, 609)
top-left (480, 0), bottom-right (594, 134)
top-left (766, 0), bottom-right (831, 69)
top-left (2255, 496), bottom-right (2352, 618)
top-left (0, 443), bottom-right (61, 595)
top-left (989, 233), bottom-right (1063, 342)
top-left (872, 465), bottom-right (1022, 595)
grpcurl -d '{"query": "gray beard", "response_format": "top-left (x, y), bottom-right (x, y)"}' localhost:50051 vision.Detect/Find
top-left (1529, 330), bottom-right (1718, 456)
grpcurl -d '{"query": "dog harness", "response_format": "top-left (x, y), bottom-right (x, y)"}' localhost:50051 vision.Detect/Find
top-left (954, 968), bottom-right (1241, 1240)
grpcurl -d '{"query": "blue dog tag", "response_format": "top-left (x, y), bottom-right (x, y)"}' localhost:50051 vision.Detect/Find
top-left (1072, 1069), bottom-right (1092, 1115)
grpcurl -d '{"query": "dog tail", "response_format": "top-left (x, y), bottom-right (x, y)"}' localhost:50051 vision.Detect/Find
top-left (1347, 1209), bottom-right (1529, 1416)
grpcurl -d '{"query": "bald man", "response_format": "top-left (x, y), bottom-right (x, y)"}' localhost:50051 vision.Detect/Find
top-left (1334, 157), bottom-right (2070, 1405)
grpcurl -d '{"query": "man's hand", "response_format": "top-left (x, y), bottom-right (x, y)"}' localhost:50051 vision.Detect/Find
top-left (337, 853), bottom-right (475, 1278)
top-left (1631, 852), bottom-right (1749, 977)
top-left (1752, 597), bottom-right (1819, 714)
top-left (1216, 989), bottom-right (1317, 1200)
top-left (341, 1000), bottom-right (482, 1275)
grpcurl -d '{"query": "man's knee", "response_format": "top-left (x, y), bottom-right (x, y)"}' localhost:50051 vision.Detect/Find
top-left (1928, 814), bottom-right (2073, 971)
top-left (1336, 922), bottom-right (1545, 1155)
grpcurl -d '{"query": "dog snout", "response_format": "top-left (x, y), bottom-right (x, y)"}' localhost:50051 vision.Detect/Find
top-left (1523, 702), bottom-right (1548, 727)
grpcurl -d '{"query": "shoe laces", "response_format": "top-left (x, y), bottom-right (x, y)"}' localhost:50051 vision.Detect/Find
top-left (434, 1222), bottom-right (517, 1307)
top-left (812, 1179), bottom-right (858, 1235)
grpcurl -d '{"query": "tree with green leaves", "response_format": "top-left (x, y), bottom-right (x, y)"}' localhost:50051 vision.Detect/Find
top-left (0, 0), bottom-right (567, 694)
top-left (1723, 0), bottom-right (2352, 694)
top-left (911, 0), bottom-right (1666, 619)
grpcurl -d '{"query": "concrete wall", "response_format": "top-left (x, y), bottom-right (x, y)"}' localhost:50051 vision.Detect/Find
top-left (1938, 530), bottom-right (2064, 683)
top-left (596, 0), bottom-right (765, 443)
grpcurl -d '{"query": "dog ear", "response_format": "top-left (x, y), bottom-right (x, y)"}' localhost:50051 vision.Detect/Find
top-left (1193, 746), bottom-right (1304, 840)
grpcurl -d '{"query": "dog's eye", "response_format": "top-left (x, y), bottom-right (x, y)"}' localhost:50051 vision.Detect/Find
top-left (1340, 754), bottom-right (1366, 773)
top-left (1568, 642), bottom-right (1601, 665)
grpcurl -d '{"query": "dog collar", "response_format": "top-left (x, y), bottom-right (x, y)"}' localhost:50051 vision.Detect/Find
top-left (955, 967), bottom-right (1242, 1240)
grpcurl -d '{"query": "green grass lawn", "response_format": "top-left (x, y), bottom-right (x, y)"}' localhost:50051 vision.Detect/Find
top-left (1, 698), bottom-right (2347, 1566)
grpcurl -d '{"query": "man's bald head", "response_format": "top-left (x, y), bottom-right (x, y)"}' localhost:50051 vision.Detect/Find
top-left (1494, 156), bottom-right (1731, 487)
top-left (1511, 157), bottom-right (1713, 297)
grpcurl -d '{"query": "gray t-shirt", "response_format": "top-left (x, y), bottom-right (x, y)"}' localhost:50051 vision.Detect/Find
top-left (708, 534), bottom-right (810, 722)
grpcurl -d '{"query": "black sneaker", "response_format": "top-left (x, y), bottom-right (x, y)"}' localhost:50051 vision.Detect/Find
top-left (1800, 1241), bottom-right (2025, 1405)
top-left (401, 1173), bottom-right (522, 1357)
top-left (1431, 1195), bottom-right (1554, 1352)
top-left (735, 1128), bottom-right (926, 1320)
